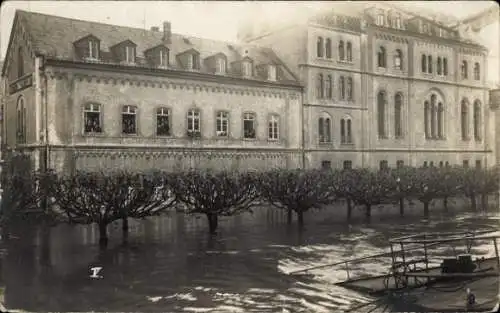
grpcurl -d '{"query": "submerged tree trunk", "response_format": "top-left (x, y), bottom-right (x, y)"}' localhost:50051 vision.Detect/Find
top-left (365, 204), bottom-right (371, 218)
top-left (98, 222), bottom-right (109, 248)
top-left (399, 198), bottom-right (405, 216)
top-left (443, 197), bottom-right (449, 212)
top-left (347, 199), bottom-right (353, 219)
top-left (480, 193), bottom-right (488, 211)
top-left (423, 201), bottom-right (430, 217)
top-left (470, 194), bottom-right (477, 211)
top-left (207, 213), bottom-right (218, 235)
top-left (287, 209), bottom-right (293, 224)
top-left (122, 217), bottom-right (129, 234)
top-left (297, 210), bottom-right (304, 226)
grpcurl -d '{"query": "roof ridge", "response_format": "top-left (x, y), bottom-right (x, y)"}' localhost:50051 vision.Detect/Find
top-left (16, 9), bottom-right (264, 50)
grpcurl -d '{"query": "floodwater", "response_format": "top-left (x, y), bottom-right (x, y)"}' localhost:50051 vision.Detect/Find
top-left (0, 207), bottom-right (498, 313)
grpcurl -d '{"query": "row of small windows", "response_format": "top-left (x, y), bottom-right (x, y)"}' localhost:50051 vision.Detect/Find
top-left (377, 92), bottom-right (404, 139)
top-left (377, 47), bottom-right (404, 70)
top-left (318, 115), bottom-right (353, 144)
top-left (421, 55), bottom-right (448, 75)
top-left (316, 37), bottom-right (353, 62)
top-left (423, 94), bottom-right (445, 140)
top-left (83, 103), bottom-right (281, 140)
top-left (461, 61), bottom-right (481, 80)
top-left (322, 160), bottom-right (482, 171)
top-left (316, 74), bottom-right (354, 100)
top-left (460, 99), bottom-right (482, 141)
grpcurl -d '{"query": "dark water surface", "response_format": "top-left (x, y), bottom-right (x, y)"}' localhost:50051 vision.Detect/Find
top-left (1, 207), bottom-right (498, 312)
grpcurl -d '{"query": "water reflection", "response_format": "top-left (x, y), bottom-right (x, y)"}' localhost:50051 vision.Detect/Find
top-left (1, 208), bottom-right (498, 312)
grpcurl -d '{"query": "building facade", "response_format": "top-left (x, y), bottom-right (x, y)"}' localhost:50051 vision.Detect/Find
top-left (238, 3), bottom-right (496, 169)
top-left (1, 11), bottom-right (303, 173)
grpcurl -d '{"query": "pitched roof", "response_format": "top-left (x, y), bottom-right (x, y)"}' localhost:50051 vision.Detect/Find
top-left (15, 10), bottom-right (299, 84)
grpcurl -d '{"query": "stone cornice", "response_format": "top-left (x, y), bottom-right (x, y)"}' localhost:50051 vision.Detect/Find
top-left (373, 32), bottom-right (409, 44)
top-left (305, 148), bottom-right (493, 153)
top-left (44, 65), bottom-right (301, 100)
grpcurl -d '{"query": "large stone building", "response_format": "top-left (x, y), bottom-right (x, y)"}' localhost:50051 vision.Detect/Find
top-left (238, 3), bottom-right (496, 169)
top-left (1, 11), bottom-right (303, 173)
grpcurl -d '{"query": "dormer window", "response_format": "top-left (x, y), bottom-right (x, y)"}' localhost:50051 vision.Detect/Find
top-left (216, 57), bottom-right (226, 74)
top-left (125, 46), bottom-right (135, 63)
top-left (187, 53), bottom-right (199, 70)
top-left (268, 64), bottom-right (277, 81)
top-left (243, 60), bottom-right (252, 77)
top-left (159, 48), bottom-right (169, 67)
top-left (395, 16), bottom-right (402, 29)
top-left (88, 39), bottom-right (99, 59)
top-left (376, 14), bottom-right (384, 26)
top-left (423, 23), bottom-right (429, 33)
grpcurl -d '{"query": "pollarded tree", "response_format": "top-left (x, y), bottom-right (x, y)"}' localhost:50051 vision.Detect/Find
top-left (258, 169), bottom-right (336, 226)
top-left (458, 167), bottom-right (499, 211)
top-left (390, 166), bottom-right (417, 216)
top-left (51, 171), bottom-right (175, 246)
top-left (341, 168), bottom-right (397, 218)
top-left (168, 170), bottom-right (260, 234)
top-left (408, 167), bottom-right (448, 217)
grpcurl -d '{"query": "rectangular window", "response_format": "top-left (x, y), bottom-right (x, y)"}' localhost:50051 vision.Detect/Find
top-left (377, 14), bottom-right (384, 26)
top-left (122, 105), bottom-right (137, 134)
top-left (156, 107), bottom-right (171, 136)
top-left (379, 160), bottom-right (388, 171)
top-left (243, 61), bottom-right (252, 77)
top-left (84, 103), bottom-right (102, 133)
top-left (88, 40), bottom-right (99, 59)
top-left (159, 49), bottom-right (169, 67)
top-left (396, 160), bottom-right (404, 169)
top-left (423, 161), bottom-right (428, 168)
top-left (216, 58), bottom-right (226, 74)
top-left (268, 114), bottom-right (279, 140)
top-left (268, 64), bottom-right (277, 81)
top-left (243, 112), bottom-right (256, 139)
top-left (125, 46), bottom-right (135, 63)
top-left (475, 160), bottom-right (482, 169)
top-left (343, 160), bottom-right (352, 170)
top-left (216, 111), bottom-right (229, 137)
top-left (187, 109), bottom-right (201, 135)
top-left (187, 54), bottom-right (198, 70)
top-left (463, 160), bottom-right (469, 168)
top-left (321, 160), bottom-right (331, 169)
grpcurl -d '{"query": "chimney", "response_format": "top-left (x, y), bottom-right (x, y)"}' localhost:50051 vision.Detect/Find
top-left (150, 26), bottom-right (159, 32)
top-left (163, 21), bottom-right (171, 44)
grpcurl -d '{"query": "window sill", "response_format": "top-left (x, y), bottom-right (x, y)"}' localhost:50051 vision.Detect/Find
top-left (319, 142), bottom-right (333, 146)
top-left (378, 136), bottom-right (388, 140)
top-left (337, 60), bottom-right (354, 65)
top-left (154, 134), bottom-right (173, 138)
top-left (243, 137), bottom-right (257, 141)
top-left (340, 142), bottom-right (354, 146)
top-left (83, 132), bottom-right (105, 137)
top-left (121, 133), bottom-right (139, 137)
top-left (268, 138), bottom-right (280, 142)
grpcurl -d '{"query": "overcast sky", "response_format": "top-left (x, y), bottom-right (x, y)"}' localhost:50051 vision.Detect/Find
top-left (0, 1), bottom-right (497, 60)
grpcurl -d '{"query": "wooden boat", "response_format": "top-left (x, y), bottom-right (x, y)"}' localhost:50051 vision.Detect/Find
top-left (289, 228), bottom-right (500, 312)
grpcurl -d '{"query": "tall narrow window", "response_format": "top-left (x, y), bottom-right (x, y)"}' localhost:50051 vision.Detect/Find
top-left (187, 109), bottom-right (201, 135)
top-left (192, 54), bottom-right (199, 70)
top-left (379, 160), bottom-right (389, 171)
top-left (84, 103), bottom-right (102, 133)
top-left (243, 112), bottom-right (256, 139)
top-left (339, 41), bottom-right (345, 61)
top-left (319, 115), bottom-right (332, 143)
top-left (437, 102), bottom-right (444, 139)
top-left (474, 62), bottom-right (480, 80)
top-left (268, 114), bottom-right (279, 140)
top-left (397, 160), bottom-right (404, 169)
top-left (346, 42), bottom-right (352, 61)
top-left (156, 107), bottom-right (171, 136)
top-left (377, 14), bottom-right (384, 26)
top-left (317, 74), bottom-right (324, 99)
top-left (473, 100), bottom-right (481, 141)
top-left (339, 76), bottom-right (345, 100)
top-left (346, 77), bottom-right (353, 100)
top-left (88, 39), bottom-right (99, 59)
top-left (346, 119), bottom-right (352, 143)
top-left (159, 48), bottom-right (169, 67)
top-left (325, 75), bottom-right (332, 99)
top-left (317, 37), bottom-right (324, 58)
top-left (430, 95), bottom-right (436, 138)
top-left (377, 91), bottom-right (386, 138)
top-left (268, 64), bottom-right (277, 81)
top-left (395, 16), bottom-right (402, 29)
top-left (216, 111), bottom-right (229, 137)
top-left (421, 54), bottom-right (427, 73)
top-left (325, 38), bottom-right (332, 59)
top-left (125, 46), bottom-right (135, 63)
top-left (16, 96), bottom-right (26, 143)
top-left (427, 55), bottom-right (433, 74)
top-left (216, 57), bottom-right (226, 74)
top-left (243, 60), bottom-right (252, 77)
top-left (394, 49), bottom-right (403, 70)
top-left (340, 119), bottom-right (345, 144)
top-left (437, 57), bottom-right (442, 75)
top-left (17, 47), bottom-right (24, 77)
top-left (424, 101), bottom-right (430, 139)
top-left (461, 99), bottom-right (468, 140)
top-left (341, 118), bottom-right (352, 143)
top-left (443, 58), bottom-right (448, 75)
top-left (461, 61), bottom-right (468, 79)
top-left (122, 105), bottom-right (137, 134)
top-left (394, 93), bottom-right (403, 138)
top-left (476, 160), bottom-right (482, 169)
top-left (377, 47), bottom-right (386, 68)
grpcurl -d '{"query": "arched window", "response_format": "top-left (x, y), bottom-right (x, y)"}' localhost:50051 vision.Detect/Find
top-left (461, 61), bottom-right (468, 79)
top-left (437, 57), bottom-right (442, 75)
top-left (317, 37), bottom-right (324, 58)
top-left (473, 100), bottom-right (481, 141)
top-left (421, 54), bottom-right (427, 73)
top-left (377, 91), bottom-right (386, 138)
top-left (16, 96), bottom-right (26, 143)
top-left (427, 55), bottom-right (433, 74)
top-left (377, 46), bottom-right (386, 68)
top-left (317, 74), bottom-right (324, 98)
top-left (339, 40), bottom-right (345, 61)
top-left (318, 113), bottom-right (332, 143)
top-left (325, 75), bottom-right (333, 99)
top-left (424, 101), bottom-right (430, 139)
top-left (346, 42), bottom-right (352, 61)
top-left (17, 47), bottom-right (24, 78)
top-left (340, 117), bottom-right (353, 144)
top-left (474, 62), bottom-right (480, 80)
top-left (461, 99), bottom-right (469, 140)
top-left (443, 58), bottom-right (448, 75)
top-left (394, 49), bottom-right (403, 70)
top-left (437, 102), bottom-right (444, 138)
top-left (394, 93), bottom-right (403, 138)
top-left (325, 38), bottom-right (332, 59)
top-left (346, 77), bottom-right (353, 100)
top-left (430, 95), bottom-right (436, 138)
top-left (339, 76), bottom-right (345, 100)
